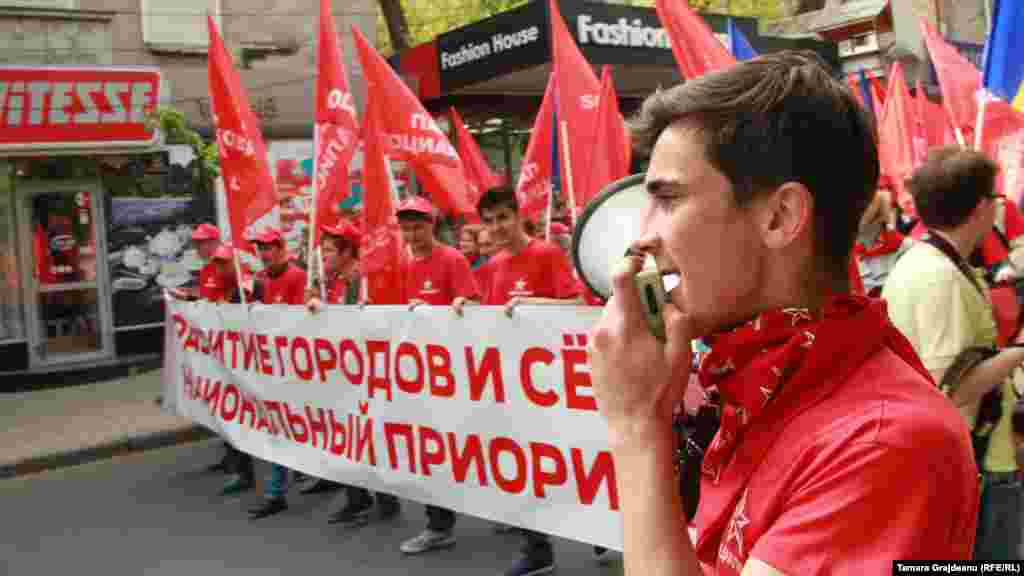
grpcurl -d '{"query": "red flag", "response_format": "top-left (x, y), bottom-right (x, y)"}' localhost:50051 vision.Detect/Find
top-left (847, 74), bottom-right (865, 109)
top-left (865, 69), bottom-right (887, 108)
top-left (654, 0), bottom-right (735, 79)
top-left (577, 65), bottom-right (631, 207)
top-left (516, 74), bottom-right (557, 221)
top-left (360, 103), bottom-right (404, 305)
top-left (913, 79), bottom-right (930, 166)
top-left (351, 27), bottom-right (473, 216)
top-left (921, 18), bottom-right (981, 143)
top-left (313, 0), bottom-right (359, 244)
top-left (979, 98), bottom-right (1024, 203)
top-left (548, 0), bottom-right (601, 213)
top-left (878, 62), bottom-right (916, 214)
top-left (451, 107), bottom-right (504, 217)
top-left (207, 16), bottom-right (278, 250)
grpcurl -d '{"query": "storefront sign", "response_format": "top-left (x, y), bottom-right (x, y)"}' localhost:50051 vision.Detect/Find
top-left (575, 13), bottom-right (671, 50)
top-left (0, 66), bottom-right (162, 151)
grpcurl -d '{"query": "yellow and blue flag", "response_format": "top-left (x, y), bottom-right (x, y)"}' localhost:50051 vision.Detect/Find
top-left (982, 0), bottom-right (1024, 111)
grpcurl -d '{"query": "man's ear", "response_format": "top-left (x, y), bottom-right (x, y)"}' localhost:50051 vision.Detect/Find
top-left (759, 182), bottom-right (813, 250)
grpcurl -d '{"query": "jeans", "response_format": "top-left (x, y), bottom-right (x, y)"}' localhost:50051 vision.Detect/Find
top-left (426, 505), bottom-right (456, 532)
top-left (975, 471), bottom-right (1022, 560)
top-left (266, 464), bottom-right (289, 499)
top-left (520, 529), bottom-right (554, 564)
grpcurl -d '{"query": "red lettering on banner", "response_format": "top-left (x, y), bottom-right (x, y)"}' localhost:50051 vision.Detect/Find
top-left (172, 313), bottom-right (187, 339)
top-left (182, 365), bottom-right (194, 399)
top-left (384, 422), bottom-right (416, 473)
top-left (394, 341), bottom-right (425, 395)
top-left (265, 401), bottom-right (290, 440)
top-left (465, 347), bottom-right (506, 403)
top-left (355, 416), bottom-right (376, 466)
top-left (419, 426), bottom-right (446, 477)
top-left (489, 437), bottom-right (528, 494)
top-left (256, 334), bottom-right (273, 376)
top-left (313, 338), bottom-right (337, 383)
top-left (241, 332), bottom-right (258, 372)
top-left (199, 328), bottom-right (211, 355)
top-left (347, 413), bottom-right (356, 458)
top-left (240, 395), bottom-right (258, 428)
top-left (220, 384), bottom-right (240, 422)
top-left (210, 330), bottom-right (226, 364)
top-left (284, 403), bottom-right (310, 444)
top-left (226, 331), bottom-right (241, 369)
top-left (339, 339), bottom-right (364, 386)
top-left (274, 336), bottom-right (289, 377)
top-left (572, 449), bottom-right (619, 511)
top-left (200, 378), bottom-right (222, 414)
top-left (562, 347), bottom-right (597, 412)
top-left (447, 432), bottom-right (489, 486)
top-left (426, 345), bottom-right (455, 398)
top-left (184, 326), bottom-right (200, 352)
top-left (367, 340), bottom-right (393, 401)
top-left (530, 442), bottom-right (568, 498)
top-left (328, 409), bottom-right (348, 456)
top-left (256, 409), bottom-right (272, 434)
top-left (291, 337), bottom-right (315, 382)
top-left (306, 406), bottom-right (328, 449)
top-left (520, 347), bottom-right (559, 407)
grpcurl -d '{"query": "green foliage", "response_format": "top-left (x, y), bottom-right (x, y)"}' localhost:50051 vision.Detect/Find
top-left (148, 107), bottom-right (220, 180)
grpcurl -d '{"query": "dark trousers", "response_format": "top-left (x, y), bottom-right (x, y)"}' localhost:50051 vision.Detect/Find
top-left (975, 471), bottom-right (1022, 560)
top-left (426, 505), bottom-right (456, 532)
top-left (225, 445), bottom-right (253, 481)
top-left (346, 485), bottom-right (399, 510)
top-left (520, 529), bottom-right (554, 563)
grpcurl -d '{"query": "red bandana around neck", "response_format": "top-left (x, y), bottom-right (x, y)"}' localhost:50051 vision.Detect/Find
top-left (693, 295), bottom-right (932, 566)
top-left (854, 228), bottom-right (905, 258)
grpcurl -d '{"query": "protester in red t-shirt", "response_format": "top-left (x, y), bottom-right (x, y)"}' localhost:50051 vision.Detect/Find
top-left (588, 53), bottom-right (977, 575)
top-left (474, 185), bottom-right (585, 576)
top-left (169, 223), bottom-right (222, 301)
top-left (247, 227), bottom-right (307, 521)
top-left (394, 196), bottom-right (480, 555)
top-left (306, 221), bottom-right (363, 311)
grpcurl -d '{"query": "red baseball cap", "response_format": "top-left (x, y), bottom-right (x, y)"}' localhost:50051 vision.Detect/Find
top-left (211, 243), bottom-right (235, 261)
top-left (250, 227), bottom-right (285, 246)
top-left (396, 196), bottom-right (435, 220)
top-left (321, 221), bottom-right (362, 245)
top-left (191, 223), bottom-right (221, 241)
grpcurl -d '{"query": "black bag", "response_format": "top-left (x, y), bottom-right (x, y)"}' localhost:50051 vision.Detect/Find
top-left (676, 394), bottom-right (721, 521)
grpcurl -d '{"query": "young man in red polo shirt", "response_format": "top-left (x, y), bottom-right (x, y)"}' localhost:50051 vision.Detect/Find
top-left (169, 223), bottom-right (224, 301)
top-left (475, 185), bottom-right (585, 576)
top-left (588, 52), bottom-right (977, 575)
top-left (394, 196), bottom-right (481, 554)
top-left (247, 227), bottom-right (308, 520)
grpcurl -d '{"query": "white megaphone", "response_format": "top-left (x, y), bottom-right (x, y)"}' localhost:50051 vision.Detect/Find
top-left (571, 173), bottom-right (675, 340)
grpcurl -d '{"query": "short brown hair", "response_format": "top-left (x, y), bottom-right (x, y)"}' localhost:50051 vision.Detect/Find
top-left (909, 146), bottom-right (998, 230)
top-left (630, 50), bottom-right (878, 280)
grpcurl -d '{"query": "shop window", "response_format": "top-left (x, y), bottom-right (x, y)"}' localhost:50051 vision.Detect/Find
top-left (0, 160), bottom-right (25, 343)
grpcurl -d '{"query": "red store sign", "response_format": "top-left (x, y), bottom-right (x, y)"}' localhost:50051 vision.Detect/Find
top-left (0, 66), bottom-right (162, 151)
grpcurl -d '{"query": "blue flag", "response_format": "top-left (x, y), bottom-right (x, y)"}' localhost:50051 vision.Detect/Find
top-left (727, 18), bottom-right (758, 61)
top-left (982, 0), bottom-right (1024, 110)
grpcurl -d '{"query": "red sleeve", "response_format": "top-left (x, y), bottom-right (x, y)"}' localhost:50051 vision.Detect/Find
top-left (1004, 199), bottom-right (1024, 240)
top-left (288, 268), bottom-right (308, 305)
top-left (449, 251), bottom-right (481, 301)
top-left (547, 244), bottom-right (581, 300)
top-left (750, 443), bottom-right (977, 574)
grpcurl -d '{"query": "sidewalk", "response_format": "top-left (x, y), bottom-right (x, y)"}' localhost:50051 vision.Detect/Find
top-left (0, 368), bottom-right (212, 479)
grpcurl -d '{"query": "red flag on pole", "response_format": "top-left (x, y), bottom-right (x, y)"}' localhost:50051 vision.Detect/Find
top-left (979, 98), bottom-right (1024, 203)
top-left (313, 0), bottom-right (359, 244)
top-left (206, 16), bottom-right (278, 251)
top-left (654, 0), bottom-right (735, 79)
top-left (921, 18), bottom-right (981, 145)
top-left (878, 62), bottom-right (917, 214)
top-left (516, 74), bottom-right (557, 221)
top-left (351, 27), bottom-right (474, 216)
top-left (360, 103), bottom-right (405, 305)
top-left (913, 79), bottom-right (930, 166)
top-left (548, 0), bottom-right (601, 215)
top-left (451, 107), bottom-right (504, 216)
top-left (577, 65), bottom-right (631, 207)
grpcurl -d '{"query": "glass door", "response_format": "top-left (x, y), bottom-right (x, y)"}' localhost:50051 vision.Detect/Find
top-left (19, 182), bottom-right (113, 367)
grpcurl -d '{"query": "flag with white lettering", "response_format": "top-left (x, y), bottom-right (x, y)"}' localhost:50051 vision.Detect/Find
top-left (361, 100), bottom-right (405, 305)
top-left (878, 62), bottom-right (916, 214)
top-left (452, 107), bottom-right (505, 221)
top-left (207, 16), bottom-right (278, 250)
top-left (548, 0), bottom-right (602, 213)
top-left (577, 66), bottom-right (631, 209)
top-left (979, 98), bottom-right (1024, 203)
top-left (313, 0), bottom-right (360, 245)
top-left (352, 27), bottom-right (474, 216)
top-left (517, 74), bottom-right (557, 221)
top-left (654, 0), bottom-right (735, 79)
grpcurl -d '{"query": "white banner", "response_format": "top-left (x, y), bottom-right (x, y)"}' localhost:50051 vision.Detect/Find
top-left (163, 300), bottom-right (624, 550)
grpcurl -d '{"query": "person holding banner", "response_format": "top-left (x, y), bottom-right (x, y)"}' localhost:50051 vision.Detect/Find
top-left (476, 185), bottom-right (586, 576)
top-left (394, 196), bottom-right (480, 555)
top-left (247, 227), bottom-right (308, 520)
top-left (169, 223), bottom-right (223, 302)
top-left (588, 52), bottom-right (978, 575)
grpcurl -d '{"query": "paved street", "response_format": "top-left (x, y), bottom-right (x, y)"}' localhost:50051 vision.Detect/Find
top-left (0, 439), bottom-right (624, 576)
